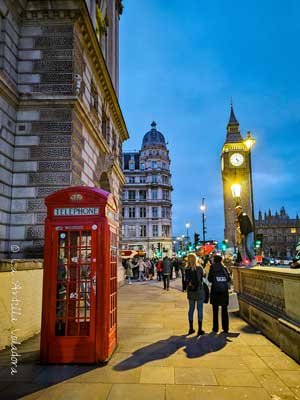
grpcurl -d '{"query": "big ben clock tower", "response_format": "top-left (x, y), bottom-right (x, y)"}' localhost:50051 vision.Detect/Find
top-left (221, 105), bottom-right (254, 246)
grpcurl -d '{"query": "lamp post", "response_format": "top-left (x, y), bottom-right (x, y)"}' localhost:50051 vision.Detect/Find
top-left (244, 131), bottom-right (256, 238)
top-left (185, 223), bottom-right (190, 250)
top-left (200, 198), bottom-right (206, 246)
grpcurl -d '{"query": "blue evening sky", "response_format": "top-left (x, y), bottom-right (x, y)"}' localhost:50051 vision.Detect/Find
top-left (119, 0), bottom-right (300, 241)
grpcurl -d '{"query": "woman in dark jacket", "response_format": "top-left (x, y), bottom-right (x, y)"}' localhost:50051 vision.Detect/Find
top-left (185, 253), bottom-right (205, 336)
top-left (208, 254), bottom-right (231, 333)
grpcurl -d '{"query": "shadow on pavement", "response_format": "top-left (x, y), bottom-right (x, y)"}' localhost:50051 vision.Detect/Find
top-left (114, 332), bottom-right (240, 371)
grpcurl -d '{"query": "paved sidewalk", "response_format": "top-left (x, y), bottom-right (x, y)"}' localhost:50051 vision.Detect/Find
top-left (0, 279), bottom-right (299, 400)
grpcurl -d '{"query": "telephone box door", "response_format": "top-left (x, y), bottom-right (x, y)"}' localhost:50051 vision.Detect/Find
top-left (49, 225), bottom-right (97, 363)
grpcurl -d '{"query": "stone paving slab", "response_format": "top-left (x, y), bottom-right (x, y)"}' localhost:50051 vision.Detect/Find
top-left (0, 279), bottom-right (299, 400)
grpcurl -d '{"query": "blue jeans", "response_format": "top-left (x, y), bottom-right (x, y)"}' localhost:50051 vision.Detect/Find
top-left (245, 232), bottom-right (255, 261)
top-left (188, 299), bottom-right (203, 321)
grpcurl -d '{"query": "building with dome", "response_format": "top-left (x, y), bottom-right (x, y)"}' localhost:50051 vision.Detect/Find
top-left (121, 122), bottom-right (173, 257)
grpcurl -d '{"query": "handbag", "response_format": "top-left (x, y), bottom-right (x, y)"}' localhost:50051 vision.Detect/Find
top-left (203, 281), bottom-right (209, 303)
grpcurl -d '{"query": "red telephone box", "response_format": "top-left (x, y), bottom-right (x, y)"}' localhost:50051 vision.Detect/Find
top-left (40, 186), bottom-right (118, 364)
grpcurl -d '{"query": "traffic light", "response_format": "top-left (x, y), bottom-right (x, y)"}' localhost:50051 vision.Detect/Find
top-left (157, 242), bottom-right (161, 251)
top-left (221, 240), bottom-right (228, 251)
top-left (255, 234), bottom-right (263, 249)
top-left (194, 233), bottom-right (200, 246)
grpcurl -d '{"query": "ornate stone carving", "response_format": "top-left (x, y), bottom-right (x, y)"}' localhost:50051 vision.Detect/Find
top-left (29, 172), bottom-right (70, 185)
top-left (38, 161), bottom-right (71, 172)
top-left (241, 273), bottom-right (285, 314)
top-left (26, 226), bottom-right (44, 240)
top-left (28, 199), bottom-right (45, 212)
top-left (37, 187), bottom-right (64, 197)
top-left (39, 135), bottom-right (71, 145)
top-left (31, 121), bottom-right (72, 133)
top-left (30, 147), bottom-right (71, 160)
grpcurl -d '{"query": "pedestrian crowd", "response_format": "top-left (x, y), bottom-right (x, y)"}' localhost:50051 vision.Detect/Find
top-left (123, 252), bottom-right (232, 335)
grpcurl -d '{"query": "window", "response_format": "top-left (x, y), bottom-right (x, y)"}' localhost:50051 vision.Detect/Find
top-left (140, 163), bottom-right (145, 170)
top-left (140, 207), bottom-right (146, 218)
top-left (152, 225), bottom-right (158, 237)
top-left (140, 225), bottom-right (147, 237)
top-left (129, 161), bottom-right (135, 171)
top-left (122, 208), bottom-right (125, 218)
top-left (140, 176), bottom-right (146, 183)
top-left (122, 191), bottom-right (126, 200)
top-left (152, 189), bottom-right (158, 200)
top-left (128, 226), bottom-right (136, 238)
top-left (128, 176), bottom-right (135, 183)
top-left (162, 207), bottom-right (170, 218)
top-left (152, 207), bottom-right (158, 218)
top-left (162, 162), bottom-right (167, 169)
top-left (128, 190), bottom-right (136, 201)
top-left (291, 227), bottom-right (297, 234)
top-left (91, 80), bottom-right (99, 112)
top-left (129, 207), bottom-right (135, 218)
top-left (152, 175), bottom-right (158, 183)
top-left (162, 175), bottom-right (168, 184)
top-left (139, 190), bottom-right (147, 200)
top-left (162, 190), bottom-right (169, 200)
top-left (162, 225), bottom-right (170, 237)
top-left (151, 161), bottom-right (157, 169)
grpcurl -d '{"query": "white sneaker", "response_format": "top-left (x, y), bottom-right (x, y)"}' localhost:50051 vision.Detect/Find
top-left (129, 281), bottom-right (132, 285)
top-left (250, 259), bottom-right (257, 267)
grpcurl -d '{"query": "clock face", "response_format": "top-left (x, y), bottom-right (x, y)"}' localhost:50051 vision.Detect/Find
top-left (230, 153), bottom-right (244, 166)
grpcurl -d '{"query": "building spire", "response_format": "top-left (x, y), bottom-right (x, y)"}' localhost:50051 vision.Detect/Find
top-left (228, 103), bottom-right (239, 125)
top-left (151, 121), bottom-right (157, 129)
top-left (225, 102), bottom-right (242, 143)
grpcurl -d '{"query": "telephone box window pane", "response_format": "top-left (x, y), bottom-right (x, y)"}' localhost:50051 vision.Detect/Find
top-left (57, 260), bottom-right (67, 282)
top-left (81, 232), bottom-right (92, 247)
top-left (55, 320), bottom-right (65, 336)
top-left (56, 229), bottom-right (93, 337)
top-left (56, 301), bottom-right (66, 317)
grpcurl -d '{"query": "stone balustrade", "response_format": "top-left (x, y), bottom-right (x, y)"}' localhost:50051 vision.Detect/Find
top-left (232, 266), bottom-right (300, 362)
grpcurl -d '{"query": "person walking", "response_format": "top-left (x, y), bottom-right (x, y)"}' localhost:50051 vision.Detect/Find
top-left (162, 256), bottom-right (171, 290)
top-left (208, 254), bottom-right (231, 333)
top-left (156, 258), bottom-right (163, 281)
top-left (235, 205), bottom-right (256, 267)
top-left (125, 258), bottom-right (133, 284)
top-left (185, 253), bottom-right (205, 336)
top-left (137, 258), bottom-right (146, 281)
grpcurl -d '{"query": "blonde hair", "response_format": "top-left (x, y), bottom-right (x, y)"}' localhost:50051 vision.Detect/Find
top-left (187, 253), bottom-right (197, 268)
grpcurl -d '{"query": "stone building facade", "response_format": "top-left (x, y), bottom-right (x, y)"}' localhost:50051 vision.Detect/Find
top-left (256, 207), bottom-right (300, 257)
top-left (0, 0), bottom-right (128, 260)
top-left (122, 122), bottom-right (173, 258)
top-left (221, 106), bottom-right (254, 246)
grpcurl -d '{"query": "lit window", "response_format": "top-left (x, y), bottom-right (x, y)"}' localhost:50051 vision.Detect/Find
top-left (291, 227), bottom-right (297, 234)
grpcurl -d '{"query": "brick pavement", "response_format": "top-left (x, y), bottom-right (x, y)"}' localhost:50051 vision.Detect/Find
top-left (0, 279), bottom-right (299, 400)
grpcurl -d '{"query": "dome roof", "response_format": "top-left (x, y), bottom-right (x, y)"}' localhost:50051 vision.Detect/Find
top-left (142, 121), bottom-right (166, 148)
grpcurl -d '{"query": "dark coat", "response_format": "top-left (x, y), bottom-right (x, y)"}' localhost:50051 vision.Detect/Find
top-left (237, 212), bottom-right (253, 236)
top-left (208, 262), bottom-right (231, 306)
top-left (185, 267), bottom-right (204, 301)
top-left (162, 257), bottom-right (171, 274)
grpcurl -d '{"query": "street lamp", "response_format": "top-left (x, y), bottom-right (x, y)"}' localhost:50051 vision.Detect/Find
top-left (244, 131), bottom-right (256, 237)
top-left (200, 198), bottom-right (206, 246)
top-left (185, 223), bottom-right (190, 248)
top-left (231, 183), bottom-right (242, 206)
